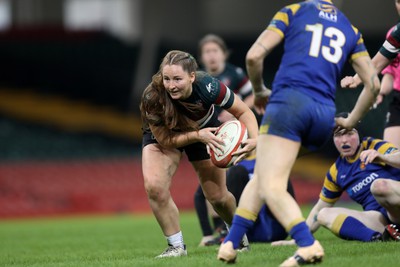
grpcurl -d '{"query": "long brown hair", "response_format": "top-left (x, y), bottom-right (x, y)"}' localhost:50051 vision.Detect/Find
top-left (140, 50), bottom-right (201, 133)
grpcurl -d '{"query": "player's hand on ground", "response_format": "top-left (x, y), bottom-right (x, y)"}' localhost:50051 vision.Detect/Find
top-left (198, 127), bottom-right (225, 154)
top-left (231, 138), bottom-right (257, 165)
top-left (271, 239), bottom-right (296, 246)
top-left (360, 149), bottom-right (382, 165)
top-left (340, 76), bottom-right (359, 88)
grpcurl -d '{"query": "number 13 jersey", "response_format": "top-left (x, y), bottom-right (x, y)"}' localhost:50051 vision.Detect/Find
top-left (267, 0), bottom-right (368, 105)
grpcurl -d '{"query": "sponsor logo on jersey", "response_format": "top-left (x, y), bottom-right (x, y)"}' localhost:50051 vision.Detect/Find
top-left (319, 10), bottom-right (337, 22)
top-left (206, 83), bottom-right (212, 93)
top-left (349, 172), bottom-right (379, 196)
top-left (360, 161), bottom-right (366, 170)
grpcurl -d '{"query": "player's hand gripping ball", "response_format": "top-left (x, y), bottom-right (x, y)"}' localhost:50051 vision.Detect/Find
top-left (210, 120), bottom-right (248, 168)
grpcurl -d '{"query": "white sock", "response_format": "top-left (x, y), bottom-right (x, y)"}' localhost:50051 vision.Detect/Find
top-left (166, 231), bottom-right (184, 248)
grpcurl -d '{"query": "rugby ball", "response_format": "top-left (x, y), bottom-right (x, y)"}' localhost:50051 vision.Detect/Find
top-left (210, 120), bottom-right (248, 168)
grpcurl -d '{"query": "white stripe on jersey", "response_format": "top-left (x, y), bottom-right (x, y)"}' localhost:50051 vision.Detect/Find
top-left (238, 80), bottom-right (253, 98)
top-left (220, 87), bottom-right (232, 107)
top-left (197, 105), bottom-right (215, 128)
top-left (383, 40), bottom-right (400, 54)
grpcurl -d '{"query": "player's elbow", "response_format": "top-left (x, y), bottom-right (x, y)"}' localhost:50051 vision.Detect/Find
top-left (156, 137), bottom-right (175, 149)
top-left (246, 50), bottom-right (261, 68)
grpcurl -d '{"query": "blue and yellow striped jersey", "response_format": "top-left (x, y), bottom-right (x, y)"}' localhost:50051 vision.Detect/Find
top-left (320, 137), bottom-right (400, 211)
top-left (268, 0), bottom-right (368, 105)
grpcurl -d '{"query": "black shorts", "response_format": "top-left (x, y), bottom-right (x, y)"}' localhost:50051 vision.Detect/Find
top-left (141, 114), bottom-right (221, 162)
top-left (386, 91), bottom-right (400, 128)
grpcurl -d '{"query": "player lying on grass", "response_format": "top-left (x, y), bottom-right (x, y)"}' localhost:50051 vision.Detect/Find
top-left (221, 155), bottom-right (296, 245)
top-left (273, 123), bottom-right (400, 245)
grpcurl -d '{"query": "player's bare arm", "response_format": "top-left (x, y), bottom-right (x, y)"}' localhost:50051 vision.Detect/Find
top-left (246, 29), bottom-right (280, 114)
top-left (336, 56), bottom-right (380, 130)
top-left (149, 124), bottom-right (224, 152)
top-left (361, 149), bottom-right (400, 168)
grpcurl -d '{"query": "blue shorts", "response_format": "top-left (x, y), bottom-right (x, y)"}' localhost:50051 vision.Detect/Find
top-left (260, 88), bottom-right (336, 151)
top-left (247, 205), bottom-right (288, 242)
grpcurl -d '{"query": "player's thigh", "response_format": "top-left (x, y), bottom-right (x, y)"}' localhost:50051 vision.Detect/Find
top-left (142, 143), bottom-right (181, 190)
top-left (255, 134), bottom-right (301, 191)
top-left (192, 159), bottom-right (227, 199)
top-left (373, 179), bottom-right (400, 222)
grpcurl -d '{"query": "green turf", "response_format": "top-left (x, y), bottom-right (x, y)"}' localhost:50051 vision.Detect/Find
top-left (0, 211), bottom-right (399, 267)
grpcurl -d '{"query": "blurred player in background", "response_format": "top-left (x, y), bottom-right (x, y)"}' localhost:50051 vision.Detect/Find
top-left (218, 1), bottom-right (380, 266)
top-left (140, 50), bottom-right (258, 258)
top-left (194, 34), bottom-right (262, 246)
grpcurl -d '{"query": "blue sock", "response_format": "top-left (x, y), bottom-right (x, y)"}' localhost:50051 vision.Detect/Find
top-left (289, 221), bottom-right (314, 247)
top-left (224, 214), bottom-right (255, 249)
top-left (338, 217), bottom-right (380, 242)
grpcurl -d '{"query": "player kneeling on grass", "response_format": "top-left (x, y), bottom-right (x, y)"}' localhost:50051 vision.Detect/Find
top-left (274, 124), bottom-right (400, 246)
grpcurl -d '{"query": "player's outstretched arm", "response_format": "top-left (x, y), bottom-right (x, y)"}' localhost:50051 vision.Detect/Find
top-left (341, 52), bottom-right (392, 89)
top-left (336, 55), bottom-right (380, 130)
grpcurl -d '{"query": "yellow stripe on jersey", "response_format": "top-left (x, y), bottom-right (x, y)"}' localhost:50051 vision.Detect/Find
top-left (364, 138), bottom-right (376, 150)
top-left (329, 164), bottom-right (338, 183)
top-left (272, 12), bottom-right (289, 26)
top-left (376, 142), bottom-right (397, 154)
top-left (351, 25), bottom-right (359, 35)
top-left (287, 3), bottom-right (301, 16)
top-left (357, 36), bottom-right (365, 45)
top-left (350, 51), bottom-right (369, 62)
top-left (319, 178), bottom-right (341, 203)
top-left (267, 26), bottom-right (284, 38)
top-left (331, 214), bottom-right (348, 236)
top-left (236, 208), bottom-right (258, 222)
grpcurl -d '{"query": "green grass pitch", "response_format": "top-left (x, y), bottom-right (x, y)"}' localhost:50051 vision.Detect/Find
top-left (1, 210), bottom-right (399, 267)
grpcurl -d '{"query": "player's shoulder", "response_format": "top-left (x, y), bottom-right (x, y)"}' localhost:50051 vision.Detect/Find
top-left (194, 71), bottom-right (221, 95)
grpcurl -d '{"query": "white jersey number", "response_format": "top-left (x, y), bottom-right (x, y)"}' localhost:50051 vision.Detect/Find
top-left (306, 23), bottom-right (345, 64)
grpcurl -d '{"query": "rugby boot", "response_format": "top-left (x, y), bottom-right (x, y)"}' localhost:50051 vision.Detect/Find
top-left (279, 240), bottom-right (324, 267)
top-left (217, 241), bottom-right (237, 263)
top-left (155, 245), bottom-right (187, 258)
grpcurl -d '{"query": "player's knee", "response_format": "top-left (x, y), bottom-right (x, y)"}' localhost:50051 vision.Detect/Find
top-left (205, 190), bottom-right (229, 208)
top-left (371, 179), bottom-right (391, 197)
top-left (316, 208), bottom-right (330, 227)
top-left (144, 178), bottom-right (170, 203)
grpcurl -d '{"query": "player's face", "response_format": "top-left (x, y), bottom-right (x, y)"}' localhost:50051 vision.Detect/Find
top-left (396, 0), bottom-right (400, 16)
top-left (162, 64), bottom-right (195, 100)
top-left (200, 42), bottom-right (226, 73)
top-left (333, 129), bottom-right (360, 157)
